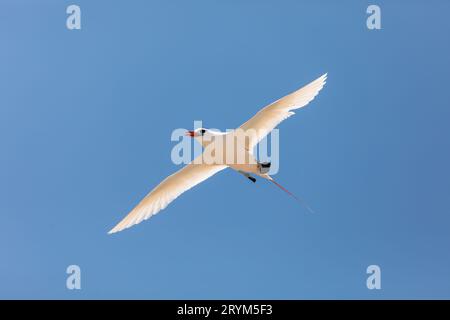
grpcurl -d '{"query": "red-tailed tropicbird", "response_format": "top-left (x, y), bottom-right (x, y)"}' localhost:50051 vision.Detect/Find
top-left (109, 73), bottom-right (327, 234)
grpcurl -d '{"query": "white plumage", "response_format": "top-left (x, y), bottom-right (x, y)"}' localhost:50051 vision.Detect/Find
top-left (108, 157), bottom-right (226, 234)
top-left (240, 73), bottom-right (327, 149)
top-left (109, 74), bottom-right (327, 234)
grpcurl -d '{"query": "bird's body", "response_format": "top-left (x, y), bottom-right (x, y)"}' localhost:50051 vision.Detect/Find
top-left (108, 73), bottom-right (327, 234)
top-left (193, 130), bottom-right (261, 174)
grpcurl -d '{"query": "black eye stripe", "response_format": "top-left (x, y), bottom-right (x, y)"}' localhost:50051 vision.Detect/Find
top-left (200, 129), bottom-right (206, 135)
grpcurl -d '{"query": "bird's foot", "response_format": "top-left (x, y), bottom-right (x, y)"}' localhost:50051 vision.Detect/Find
top-left (258, 162), bottom-right (271, 174)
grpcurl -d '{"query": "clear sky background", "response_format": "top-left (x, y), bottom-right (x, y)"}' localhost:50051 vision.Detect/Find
top-left (1, 0), bottom-right (450, 299)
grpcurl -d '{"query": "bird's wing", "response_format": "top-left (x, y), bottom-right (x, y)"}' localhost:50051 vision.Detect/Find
top-left (239, 73), bottom-right (327, 150)
top-left (108, 158), bottom-right (227, 234)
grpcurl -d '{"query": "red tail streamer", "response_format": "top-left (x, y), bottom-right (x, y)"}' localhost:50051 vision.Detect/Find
top-left (269, 179), bottom-right (315, 213)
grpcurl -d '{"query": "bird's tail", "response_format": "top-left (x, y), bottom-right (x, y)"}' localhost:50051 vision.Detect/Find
top-left (266, 176), bottom-right (314, 213)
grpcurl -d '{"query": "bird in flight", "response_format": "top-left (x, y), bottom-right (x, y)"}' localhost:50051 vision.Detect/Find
top-left (108, 73), bottom-right (327, 234)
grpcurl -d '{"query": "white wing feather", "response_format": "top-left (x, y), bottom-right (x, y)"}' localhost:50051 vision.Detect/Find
top-left (240, 73), bottom-right (327, 149)
top-left (108, 158), bottom-right (227, 234)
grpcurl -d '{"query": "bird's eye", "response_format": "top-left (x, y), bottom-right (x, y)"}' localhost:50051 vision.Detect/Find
top-left (200, 129), bottom-right (206, 135)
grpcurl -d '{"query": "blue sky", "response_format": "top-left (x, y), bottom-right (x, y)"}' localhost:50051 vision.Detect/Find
top-left (1, 0), bottom-right (450, 299)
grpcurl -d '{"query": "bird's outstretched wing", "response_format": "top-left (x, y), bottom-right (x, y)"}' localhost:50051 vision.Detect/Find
top-left (239, 73), bottom-right (327, 150)
top-left (108, 158), bottom-right (227, 234)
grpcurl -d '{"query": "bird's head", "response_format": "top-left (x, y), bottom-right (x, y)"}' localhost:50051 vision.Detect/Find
top-left (185, 128), bottom-right (208, 138)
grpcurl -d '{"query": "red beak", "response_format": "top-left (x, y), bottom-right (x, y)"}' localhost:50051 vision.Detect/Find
top-left (185, 130), bottom-right (195, 137)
